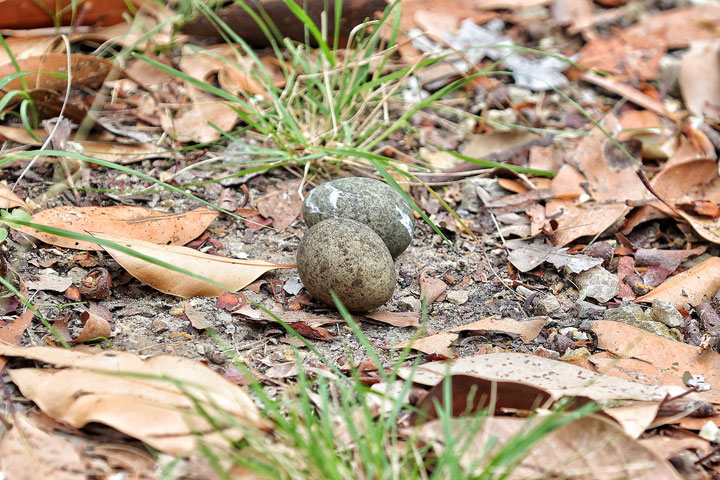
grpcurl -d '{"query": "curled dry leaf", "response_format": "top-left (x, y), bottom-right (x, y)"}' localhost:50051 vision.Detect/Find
top-left (0, 0), bottom-right (132, 28)
top-left (415, 415), bottom-right (683, 479)
top-left (591, 320), bottom-right (720, 403)
top-left (394, 332), bottom-right (458, 358)
top-left (183, 301), bottom-right (211, 329)
top-left (395, 317), bottom-right (546, 356)
top-left (632, 159), bottom-right (720, 242)
top-left (398, 352), bottom-right (689, 403)
top-left (79, 268), bottom-right (112, 300)
top-left (93, 234), bottom-right (293, 297)
top-left (0, 415), bottom-right (87, 480)
top-left (0, 309), bottom-right (34, 371)
top-left (420, 271), bottom-right (446, 304)
top-left (0, 343), bottom-right (268, 455)
top-left (637, 256), bottom-right (720, 309)
top-left (17, 206), bottom-right (219, 251)
top-left (0, 184), bottom-right (27, 210)
top-left (0, 126), bottom-right (170, 163)
top-left (160, 86), bottom-right (239, 143)
top-left (545, 115), bottom-right (651, 246)
top-left (364, 311), bottom-right (420, 328)
top-left (255, 179), bottom-right (303, 231)
top-left (72, 303), bottom-right (113, 343)
top-left (0, 54), bottom-right (114, 101)
top-left (448, 316), bottom-right (547, 342)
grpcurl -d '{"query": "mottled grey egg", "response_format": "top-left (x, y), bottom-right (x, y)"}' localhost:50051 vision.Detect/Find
top-left (302, 177), bottom-right (414, 258)
top-left (297, 218), bottom-right (396, 312)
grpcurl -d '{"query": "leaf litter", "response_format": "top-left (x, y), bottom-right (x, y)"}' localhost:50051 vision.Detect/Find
top-left (1, 0), bottom-right (720, 477)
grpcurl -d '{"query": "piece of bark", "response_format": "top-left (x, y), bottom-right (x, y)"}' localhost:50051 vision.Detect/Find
top-left (182, 0), bottom-right (388, 46)
top-left (696, 301), bottom-right (720, 331)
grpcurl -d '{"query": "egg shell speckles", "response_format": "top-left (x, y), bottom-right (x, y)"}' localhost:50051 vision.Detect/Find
top-left (302, 177), bottom-right (414, 258)
top-left (297, 218), bottom-right (396, 312)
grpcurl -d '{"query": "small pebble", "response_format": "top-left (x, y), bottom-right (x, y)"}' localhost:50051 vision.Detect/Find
top-left (302, 177), bottom-right (414, 258)
top-left (604, 304), bottom-right (679, 340)
top-left (397, 296), bottom-right (421, 312)
top-left (516, 285), bottom-right (534, 298)
top-left (152, 319), bottom-right (170, 334)
top-left (574, 266), bottom-right (619, 303)
top-left (536, 294), bottom-right (563, 317)
top-left (650, 299), bottom-right (683, 328)
top-left (446, 290), bottom-right (469, 305)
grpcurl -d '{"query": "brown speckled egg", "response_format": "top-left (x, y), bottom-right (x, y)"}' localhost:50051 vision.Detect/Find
top-left (297, 218), bottom-right (395, 312)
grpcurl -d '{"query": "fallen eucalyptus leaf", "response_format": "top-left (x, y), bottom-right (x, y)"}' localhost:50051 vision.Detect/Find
top-left (16, 206), bottom-right (219, 251)
top-left (93, 233), bottom-right (293, 297)
top-left (0, 343), bottom-right (268, 456)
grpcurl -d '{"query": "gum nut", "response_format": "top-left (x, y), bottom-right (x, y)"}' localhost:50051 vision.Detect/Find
top-left (302, 177), bottom-right (414, 258)
top-left (297, 218), bottom-right (396, 312)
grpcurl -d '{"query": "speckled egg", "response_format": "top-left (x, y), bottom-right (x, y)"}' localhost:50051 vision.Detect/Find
top-left (302, 177), bottom-right (415, 258)
top-left (297, 218), bottom-right (396, 312)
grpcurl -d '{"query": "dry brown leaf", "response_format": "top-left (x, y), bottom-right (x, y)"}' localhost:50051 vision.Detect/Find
top-left (602, 403), bottom-right (661, 439)
top-left (552, 0), bottom-right (594, 34)
top-left (364, 311), bottom-right (420, 328)
top-left (397, 352), bottom-right (689, 402)
top-left (639, 436), bottom-right (711, 461)
top-left (636, 256), bottom-right (720, 308)
top-left (590, 320), bottom-right (720, 403)
top-left (394, 332), bottom-right (457, 357)
top-left (255, 179), bottom-right (302, 231)
top-left (579, 31), bottom-right (666, 82)
top-left (0, 183), bottom-right (27, 210)
top-left (420, 272), bottom-right (446, 304)
top-left (448, 316), bottom-right (547, 342)
top-left (416, 415), bottom-right (683, 479)
top-left (160, 86), bottom-right (239, 143)
top-left (73, 304), bottom-right (112, 343)
top-left (0, 414), bottom-right (88, 480)
top-left (624, 5), bottom-right (720, 49)
top-left (87, 443), bottom-right (156, 477)
top-left (677, 209), bottom-right (720, 244)
top-left (94, 234), bottom-right (293, 297)
top-left (68, 0), bottom-right (180, 49)
top-left (0, 122), bottom-right (171, 161)
top-left (0, 35), bottom-right (61, 67)
top-left (680, 39), bottom-right (720, 118)
top-left (623, 158), bottom-right (719, 233)
top-left (580, 72), bottom-right (671, 118)
top-left (124, 56), bottom-right (176, 87)
top-left (618, 109), bottom-right (670, 159)
top-left (184, 0), bottom-right (388, 46)
top-left (75, 141), bottom-right (172, 164)
top-left (546, 114), bottom-right (651, 246)
top-left (0, 343), bottom-right (267, 455)
top-left (460, 131), bottom-right (540, 160)
top-left (0, 54), bottom-right (114, 100)
top-left (0, 0), bottom-right (132, 28)
top-left (0, 309), bottom-right (34, 371)
top-left (184, 301), bottom-right (211, 329)
top-left (550, 164), bottom-right (585, 199)
top-left (17, 206), bottom-right (219, 251)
